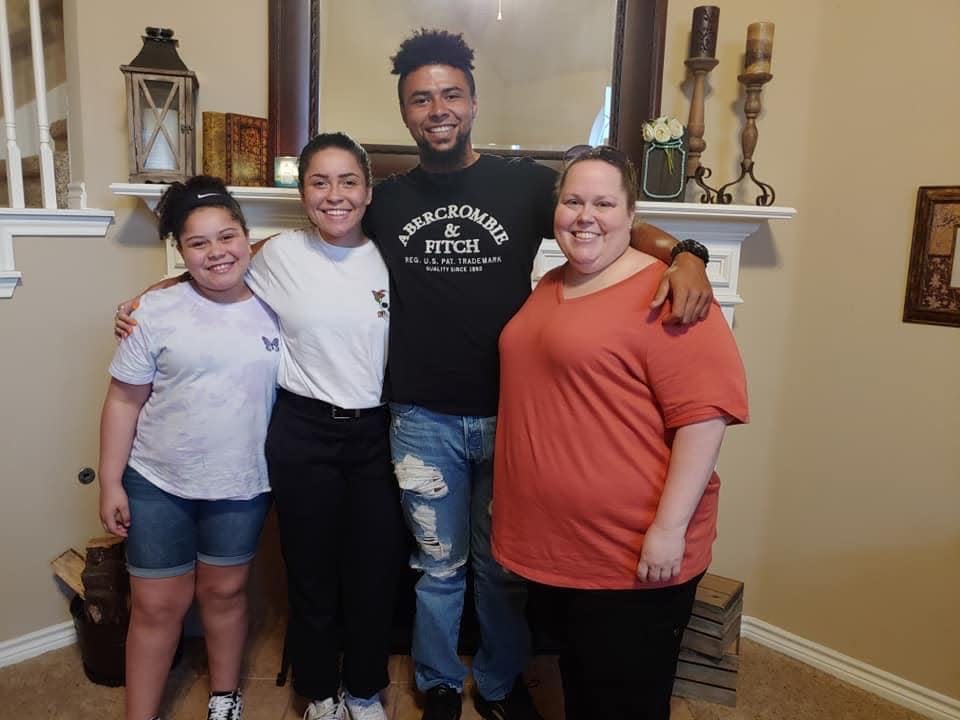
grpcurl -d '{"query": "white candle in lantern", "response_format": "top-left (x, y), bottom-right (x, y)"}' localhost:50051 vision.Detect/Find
top-left (142, 109), bottom-right (179, 170)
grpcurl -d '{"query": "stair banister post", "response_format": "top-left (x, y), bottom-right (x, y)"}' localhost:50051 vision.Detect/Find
top-left (28, 0), bottom-right (56, 209)
top-left (0, 0), bottom-right (24, 208)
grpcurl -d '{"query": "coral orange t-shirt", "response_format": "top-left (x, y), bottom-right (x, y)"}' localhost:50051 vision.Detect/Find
top-left (492, 262), bottom-right (748, 589)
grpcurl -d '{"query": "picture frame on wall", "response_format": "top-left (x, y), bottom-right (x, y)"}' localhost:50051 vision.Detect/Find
top-left (903, 186), bottom-right (960, 327)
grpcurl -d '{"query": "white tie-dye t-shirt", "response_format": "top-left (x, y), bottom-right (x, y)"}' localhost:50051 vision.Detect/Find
top-left (109, 283), bottom-right (280, 500)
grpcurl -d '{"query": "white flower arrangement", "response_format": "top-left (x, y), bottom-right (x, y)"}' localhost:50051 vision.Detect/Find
top-left (641, 116), bottom-right (685, 145)
top-left (641, 116), bottom-right (685, 175)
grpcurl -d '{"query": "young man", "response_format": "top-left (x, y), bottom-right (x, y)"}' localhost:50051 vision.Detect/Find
top-left (361, 30), bottom-right (712, 720)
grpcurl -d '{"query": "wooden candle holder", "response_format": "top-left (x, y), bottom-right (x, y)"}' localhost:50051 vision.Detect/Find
top-left (717, 72), bottom-right (776, 206)
top-left (684, 56), bottom-right (721, 203)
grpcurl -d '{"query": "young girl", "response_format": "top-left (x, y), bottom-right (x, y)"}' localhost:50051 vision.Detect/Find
top-left (98, 177), bottom-right (279, 720)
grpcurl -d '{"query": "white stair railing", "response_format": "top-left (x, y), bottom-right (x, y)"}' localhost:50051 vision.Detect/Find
top-left (28, 0), bottom-right (55, 209)
top-left (0, 1), bottom-right (114, 299)
top-left (0, 0), bottom-right (24, 208)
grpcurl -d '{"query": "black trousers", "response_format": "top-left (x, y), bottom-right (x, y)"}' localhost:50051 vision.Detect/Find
top-left (529, 573), bottom-right (703, 720)
top-left (266, 389), bottom-right (406, 701)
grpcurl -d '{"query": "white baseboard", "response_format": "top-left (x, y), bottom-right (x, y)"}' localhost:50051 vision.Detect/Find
top-left (1, 614), bottom-right (957, 720)
top-left (0, 621), bottom-right (76, 669)
top-left (743, 616), bottom-right (960, 720)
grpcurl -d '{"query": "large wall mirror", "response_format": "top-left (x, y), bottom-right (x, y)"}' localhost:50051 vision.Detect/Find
top-left (269, 0), bottom-right (667, 176)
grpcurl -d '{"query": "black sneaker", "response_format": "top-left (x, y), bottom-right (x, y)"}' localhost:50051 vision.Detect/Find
top-left (422, 684), bottom-right (462, 720)
top-left (207, 690), bottom-right (243, 720)
top-left (474, 677), bottom-right (543, 720)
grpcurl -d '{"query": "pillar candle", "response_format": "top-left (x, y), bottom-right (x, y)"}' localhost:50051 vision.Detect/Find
top-left (142, 109), bottom-right (179, 170)
top-left (689, 6), bottom-right (720, 59)
top-left (744, 21), bottom-right (775, 75)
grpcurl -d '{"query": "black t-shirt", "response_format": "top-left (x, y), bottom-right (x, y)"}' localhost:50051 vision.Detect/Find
top-left (364, 154), bottom-right (557, 416)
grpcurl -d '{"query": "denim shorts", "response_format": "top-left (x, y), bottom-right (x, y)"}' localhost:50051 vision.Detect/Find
top-left (122, 465), bottom-right (271, 579)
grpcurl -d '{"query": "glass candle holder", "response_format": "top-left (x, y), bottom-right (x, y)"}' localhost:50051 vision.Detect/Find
top-left (273, 155), bottom-right (299, 188)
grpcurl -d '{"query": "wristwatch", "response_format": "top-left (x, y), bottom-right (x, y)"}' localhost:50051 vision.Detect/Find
top-left (670, 238), bottom-right (710, 266)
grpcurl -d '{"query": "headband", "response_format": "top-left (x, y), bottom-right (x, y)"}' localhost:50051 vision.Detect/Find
top-left (177, 189), bottom-right (243, 218)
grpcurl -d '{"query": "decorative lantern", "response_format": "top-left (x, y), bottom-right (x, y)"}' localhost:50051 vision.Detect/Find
top-left (120, 27), bottom-right (198, 183)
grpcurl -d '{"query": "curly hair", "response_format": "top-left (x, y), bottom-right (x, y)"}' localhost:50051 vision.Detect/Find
top-left (390, 28), bottom-right (476, 102)
top-left (155, 175), bottom-right (247, 244)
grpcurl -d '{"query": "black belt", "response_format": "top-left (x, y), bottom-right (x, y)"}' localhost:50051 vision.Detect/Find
top-left (278, 388), bottom-right (386, 421)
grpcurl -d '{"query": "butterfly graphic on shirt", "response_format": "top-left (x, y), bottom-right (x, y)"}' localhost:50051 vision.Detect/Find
top-left (261, 336), bottom-right (280, 352)
top-left (371, 289), bottom-right (389, 319)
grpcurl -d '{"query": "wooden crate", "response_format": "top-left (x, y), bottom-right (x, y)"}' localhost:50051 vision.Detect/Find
top-left (681, 574), bottom-right (743, 660)
top-left (692, 574), bottom-right (743, 623)
top-left (673, 574), bottom-right (743, 706)
top-left (674, 643), bottom-right (739, 706)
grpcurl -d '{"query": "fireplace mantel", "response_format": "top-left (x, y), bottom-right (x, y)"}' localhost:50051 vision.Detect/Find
top-left (110, 183), bottom-right (795, 324)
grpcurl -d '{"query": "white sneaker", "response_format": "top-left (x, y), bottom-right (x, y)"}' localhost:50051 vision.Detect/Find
top-left (344, 691), bottom-right (387, 720)
top-left (303, 696), bottom-right (347, 720)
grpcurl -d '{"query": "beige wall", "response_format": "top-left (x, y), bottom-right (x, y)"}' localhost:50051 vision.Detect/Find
top-left (660, 0), bottom-right (960, 698)
top-left (0, 0), bottom-right (267, 642)
top-left (2, 0), bottom-right (959, 704)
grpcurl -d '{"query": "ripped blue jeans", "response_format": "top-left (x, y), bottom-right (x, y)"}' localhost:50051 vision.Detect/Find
top-left (389, 403), bottom-right (529, 701)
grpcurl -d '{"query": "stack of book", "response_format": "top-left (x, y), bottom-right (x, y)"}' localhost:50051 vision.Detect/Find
top-left (201, 112), bottom-right (269, 186)
top-left (673, 573), bottom-right (743, 707)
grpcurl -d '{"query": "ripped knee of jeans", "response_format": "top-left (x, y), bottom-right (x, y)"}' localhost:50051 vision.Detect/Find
top-left (407, 502), bottom-right (465, 580)
top-left (394, 454), bottom-right (448, 498)
top-left (422, 560), bottom-right (466, 580)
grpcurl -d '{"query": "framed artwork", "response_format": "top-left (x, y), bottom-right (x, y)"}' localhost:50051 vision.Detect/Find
top-left (903, 186), bottom-right (960, 327)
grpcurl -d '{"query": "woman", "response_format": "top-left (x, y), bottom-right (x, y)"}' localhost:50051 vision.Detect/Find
top-left (491, 146), bottom-right (749, 720)
top-left (99, 177), bottom-right (278, 720)
top-left (116, 133), bottom-right (404, 720)
top-left (245, 133), bottom-right (404, 720)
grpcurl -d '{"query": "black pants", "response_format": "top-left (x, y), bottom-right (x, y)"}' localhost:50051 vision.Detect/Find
top-left (530, 573), bottom-right (703, 720)
top-left (266, 389), bottom-right (406, 701)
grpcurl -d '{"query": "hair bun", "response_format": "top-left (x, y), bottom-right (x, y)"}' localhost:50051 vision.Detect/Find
top-left (155, 175), bottom-right (246, 242)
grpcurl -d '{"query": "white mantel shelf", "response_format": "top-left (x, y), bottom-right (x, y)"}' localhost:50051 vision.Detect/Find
top-left (0, 206), bottom-right (115, 298)
top-left (111, 182), bottom-right (795, 324)
top-left (110, 183), bottom-right (303, 206)
top-left (635, 201), bottom-right (795, 222)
